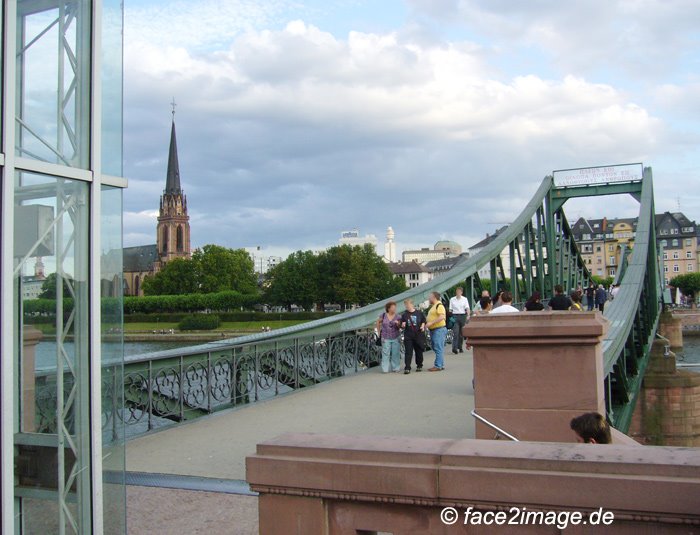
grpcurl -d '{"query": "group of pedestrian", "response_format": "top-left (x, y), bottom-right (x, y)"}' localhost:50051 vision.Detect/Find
top-left (375, 291), bottom-right (449, 375)
top-left (377, 280), bottom-right (618, 375)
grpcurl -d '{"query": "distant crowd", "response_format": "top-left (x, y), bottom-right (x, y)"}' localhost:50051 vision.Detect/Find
top-left (376, 282), bottom-right (618, 376)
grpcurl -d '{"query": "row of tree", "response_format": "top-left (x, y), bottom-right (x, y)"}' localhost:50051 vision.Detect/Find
top-left (142, 244), bottom-right (258, 296)
top-left (265, 244), bottom-right (407, 310)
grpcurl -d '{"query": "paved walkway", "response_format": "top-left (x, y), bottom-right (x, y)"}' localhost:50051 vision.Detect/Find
top-left (126, 349), bottom-right (475, 480)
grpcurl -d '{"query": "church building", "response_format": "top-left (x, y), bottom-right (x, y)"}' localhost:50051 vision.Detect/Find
top-left (123, 115), bottom-right (191, 296)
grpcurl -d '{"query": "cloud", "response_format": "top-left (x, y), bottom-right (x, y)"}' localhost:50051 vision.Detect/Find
top-left (122, 11), bottom-right (695, 257)
top-left (406, 0), bottom-right (700, 79)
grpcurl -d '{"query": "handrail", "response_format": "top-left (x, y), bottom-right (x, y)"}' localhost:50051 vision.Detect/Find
top-left (601, 167), bottom-right (662, 375)
top-left (470, 409), bottom-right (519, 441)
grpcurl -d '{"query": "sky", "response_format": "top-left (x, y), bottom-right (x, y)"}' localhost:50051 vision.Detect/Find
top-left (121, 0), bottom-right (700, 259)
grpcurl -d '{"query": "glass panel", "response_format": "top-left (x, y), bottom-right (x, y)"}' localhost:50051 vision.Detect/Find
top-left (102, 0), bottom-right (123, 176)
top-left (100, 185), bottom-right (125, 534)
top-left (13, 171), bottom-right (91, 533)
top-left (15, 1), bottom-right (92, 168)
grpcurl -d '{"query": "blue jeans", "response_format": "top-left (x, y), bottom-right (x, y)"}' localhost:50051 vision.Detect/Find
top-left (381, 338), bottom-right (401, 373)
top-left (430, 327), bottom-right (447, 369)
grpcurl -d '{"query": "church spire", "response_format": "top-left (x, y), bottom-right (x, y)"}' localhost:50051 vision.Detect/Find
top-left (165, 100), bottom-right (181, 195)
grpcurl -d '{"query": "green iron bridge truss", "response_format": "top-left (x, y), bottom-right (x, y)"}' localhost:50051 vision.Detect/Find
top-left (38, 167), bottom-right (664, 439)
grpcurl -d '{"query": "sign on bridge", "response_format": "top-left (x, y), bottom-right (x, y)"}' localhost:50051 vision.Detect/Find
top-left (553, 163), bottom-right (643, 187)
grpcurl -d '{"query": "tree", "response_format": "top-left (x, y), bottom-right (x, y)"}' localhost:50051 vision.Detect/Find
top-left (265, 250), bottom-right (319, 311)
top-left (270, 245), bottom-right (407, 310)
top-left (670, 273), bottom-right (700, 308)
top-left (193, 245), bottom-right (257, 294)
top-left (142, 258), bottom-right (199, 296)
top-left (38, 272), bottom-right (73, 299)
top-left (591, 275), bottom-right (614, 288)
top-left (142, 245), bottom-right (258, 296)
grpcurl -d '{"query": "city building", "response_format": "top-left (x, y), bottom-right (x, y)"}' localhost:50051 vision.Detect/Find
top-left (246, 246), bottom-right (283, 274)
top-left (570, 212), bottom-right (699, 287)
top-left (123, 115), bottom-right (192, 296)
top-left (402, 240), bottom-right (462, 264)
top-left (388, 261), bottom-right (433, 288)
top-left (339, 228), bottom-right (378, 250)
top-left (21, 258), bottom-right (47, 300)
top-left (571, 217), bottom-right (638, 279)
top-left (656, 212), bottom-right (698, 286)
top-left (424, 253), bottom-right (470, 275)
top-left (468, 227), bottom-right (514, 280)
top-left (384, 226), bottom-right (397, 263)
top-left (2, 1), bottom-right (127, 533)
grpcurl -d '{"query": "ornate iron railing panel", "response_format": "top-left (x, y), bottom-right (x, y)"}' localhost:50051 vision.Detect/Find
top-left (35, 330), bottom-right (382, 439)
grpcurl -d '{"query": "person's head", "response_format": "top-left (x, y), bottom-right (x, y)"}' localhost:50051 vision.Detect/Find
top-left (455, 287), bottom-right (463, 296)
top-left (481, 290), bottom-right (490, 298)
top-left (570, 291), bottom-right (581, 304)
top-left (385, 301), bottom-right (397, 314)
top-left (403, 298), bottom-right (415, 311)
top-left (554, 284), bottom-right (564, 295)
top-left (479, 296), bottom-right (492, 312)
top-left (570, 412), bottom-right (611, 444)
top-left (500, 291), bottom-right (513, 304)
top-left (429, 291), bottom-right (441, 304)
top-left (598, 284), bottom-right (604, 289)
top-left (528, 291), bottom-right (541, 303)
top-left (589, 281), bottom-right (594, 287)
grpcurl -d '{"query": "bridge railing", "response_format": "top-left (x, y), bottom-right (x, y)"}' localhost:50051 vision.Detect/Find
top-left (34, 329), bottom-right (383, 440)
top-left (600, 167), bottom-right (663, 430)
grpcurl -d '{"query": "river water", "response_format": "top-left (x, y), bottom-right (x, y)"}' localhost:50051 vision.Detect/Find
top-left (35, 340), bottom-right (203, 371)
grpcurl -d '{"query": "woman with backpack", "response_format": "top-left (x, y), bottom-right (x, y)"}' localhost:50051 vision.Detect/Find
top-left (426, 292), bottom-right (448, 372)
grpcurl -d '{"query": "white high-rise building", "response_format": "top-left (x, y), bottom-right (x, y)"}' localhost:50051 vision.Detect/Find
top-left (384, 226), bottom-right (397, 262)
top-left (339, 229), bottom-right (378, 250)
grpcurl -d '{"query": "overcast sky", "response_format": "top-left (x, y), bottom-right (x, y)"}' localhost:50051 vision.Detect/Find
top-left (121, 0), bottom-right (700, 258)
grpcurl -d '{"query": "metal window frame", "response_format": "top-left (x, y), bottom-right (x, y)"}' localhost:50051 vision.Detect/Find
top-left (1, 1), bottom-right (123, 534)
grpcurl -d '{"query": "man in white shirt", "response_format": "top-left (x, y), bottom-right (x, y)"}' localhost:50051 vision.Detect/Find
top-left (449, 287), bottom-right (471, 354)
top-left (489, 291), bottom-right (520, 314)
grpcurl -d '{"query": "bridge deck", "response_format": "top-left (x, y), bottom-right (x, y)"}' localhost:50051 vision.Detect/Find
top-left (126, 349), bottom-right (476, 480)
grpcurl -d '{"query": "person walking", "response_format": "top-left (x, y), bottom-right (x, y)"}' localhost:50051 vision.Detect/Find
top-left (426, 292), bottom-right (447, 372)
top-left (524, 291), bottom-right (545, 311)
top-left (549, 284), bottom-right (572, 311)
top-left (400, 299), bottom-right (426, 374)
top-left (595, 284), bottom-right (607, 312)
top-left (585, 282), bottom-right (596, 311)
top-left (376, 301), bottom-right (402, 373)
top-left (449, 287), bottom-right (471, 354)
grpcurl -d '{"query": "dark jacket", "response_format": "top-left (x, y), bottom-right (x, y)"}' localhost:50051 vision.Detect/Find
top-left (595, 288), bottom-right (607, 305)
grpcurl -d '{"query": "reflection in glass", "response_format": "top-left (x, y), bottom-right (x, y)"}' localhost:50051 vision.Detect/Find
top-left (102, 0), bottom-right (123, 176)
top-left (15, 1), bottom-right (92, 168)
top-left (14, 171), bottom-right (91, 533)
top-left (101, 185), bottom-right (126, 534)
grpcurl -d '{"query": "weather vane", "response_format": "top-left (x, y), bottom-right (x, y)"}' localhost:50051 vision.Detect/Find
top-left (170, 97), bottom-right (177, 118)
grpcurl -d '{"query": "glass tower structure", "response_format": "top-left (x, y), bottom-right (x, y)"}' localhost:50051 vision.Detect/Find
top-left (1, 1), bottom-right (126, 533)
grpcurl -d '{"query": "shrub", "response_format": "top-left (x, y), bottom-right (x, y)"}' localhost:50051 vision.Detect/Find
top-left (178, 314), bottom-right (221, 331)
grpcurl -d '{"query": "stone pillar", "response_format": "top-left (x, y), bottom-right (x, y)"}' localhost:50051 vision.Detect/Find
top-left (658, 311), bottom-right (683, 349)
top-left (463, 311), bottom-right (608, 442)
top-left (629, 338), bottom-right (700, 446)
top-left (22, 325), bottom-right (43, 432)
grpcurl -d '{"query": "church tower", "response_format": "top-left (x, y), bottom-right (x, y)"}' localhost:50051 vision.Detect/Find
top-left (156, 109), bottom-right (191, 270)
